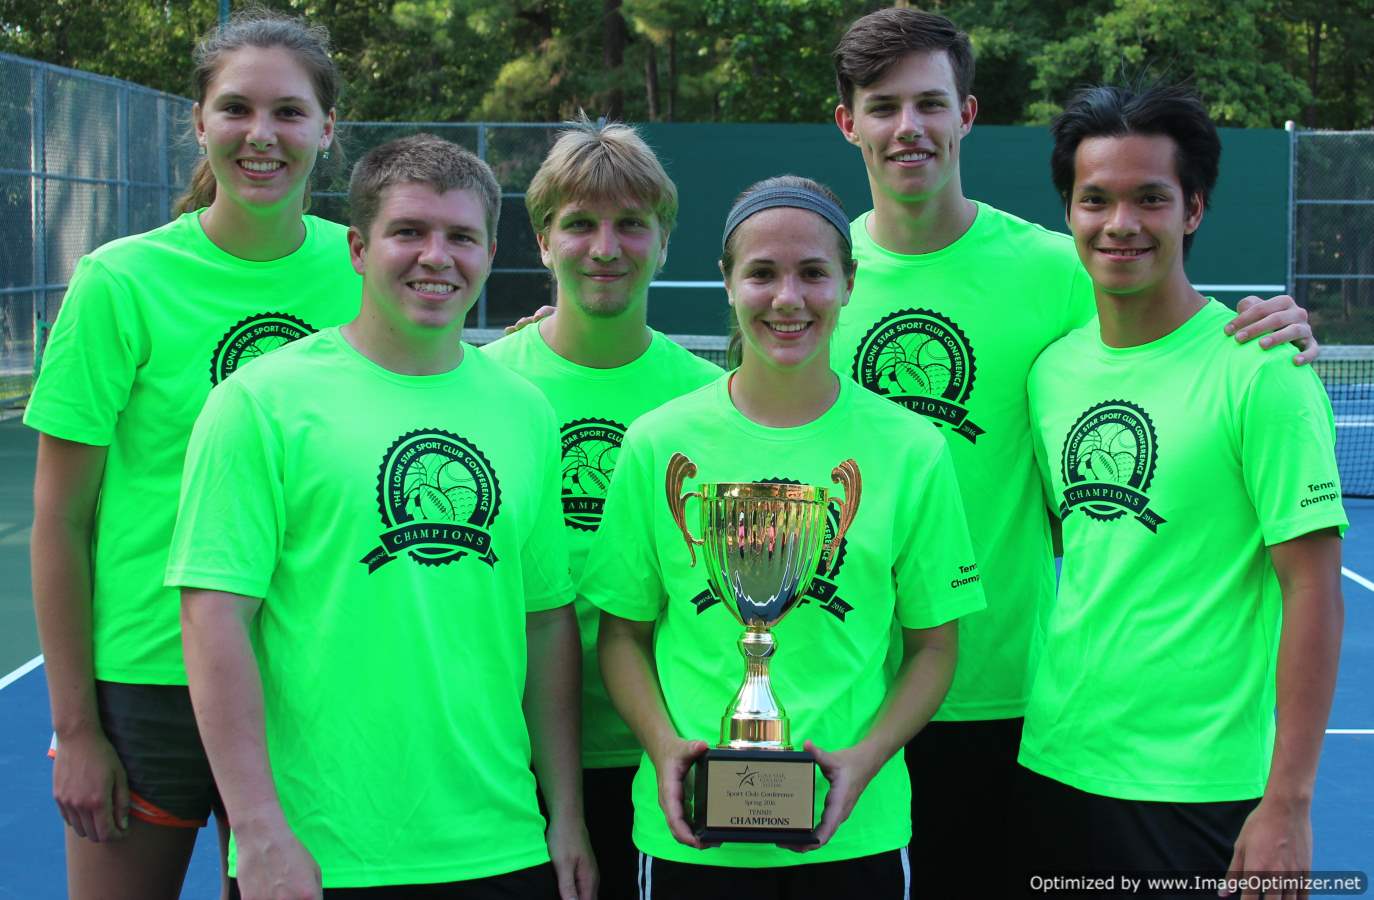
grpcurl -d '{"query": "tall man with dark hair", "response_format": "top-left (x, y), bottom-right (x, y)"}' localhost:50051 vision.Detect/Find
top-left (1025, 80), bottom-right (1343, 885)
top-left (828, 7), bottom-right (1317, 892)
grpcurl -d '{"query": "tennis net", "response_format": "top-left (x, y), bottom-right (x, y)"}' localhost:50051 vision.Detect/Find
top-left (470, 330), bottom-right (1374, 499)
top-left (466, 329), bottom-right (730, 367)
top-left (1319, 346), bottom-right (1374, 499)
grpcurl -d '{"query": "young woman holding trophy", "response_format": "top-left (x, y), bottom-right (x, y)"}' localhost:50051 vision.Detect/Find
top-left (580, 175), bottom-right (986, 898)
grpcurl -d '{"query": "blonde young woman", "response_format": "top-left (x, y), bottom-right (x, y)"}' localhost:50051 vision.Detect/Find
top-left (580, 176), bottom-right (986, 899)
top-left (25, 10), bottom-right (358, 898)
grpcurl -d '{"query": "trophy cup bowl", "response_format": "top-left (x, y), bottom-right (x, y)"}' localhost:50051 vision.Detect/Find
top-left (666, 453), bottom-right (860, 844)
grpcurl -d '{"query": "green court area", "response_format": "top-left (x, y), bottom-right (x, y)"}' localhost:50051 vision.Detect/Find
top-left (0, 419), bottom-right (36, 676)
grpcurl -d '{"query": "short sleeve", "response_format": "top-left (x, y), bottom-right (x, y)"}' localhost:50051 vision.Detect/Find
top-left (1027, 370), bottom-right (1058, 515)
top-left (165, 381), bottom-right (285, 598)
top-left (1239, 361), bottom-right (1348, 545)
top-left (23, 257), bottom-right (147, 445)
top-left (578, 428), bottom-right (668, 622)
top-left (892, 441), bottom-right (986, 629)
top-left (520, 406), bottom-right (574, 612)
top-left (1063, 261), bottom-right (1096, 334)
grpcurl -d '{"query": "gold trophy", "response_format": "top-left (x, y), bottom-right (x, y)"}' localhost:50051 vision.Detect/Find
top-left (666, 452), bottom-right (861, 844)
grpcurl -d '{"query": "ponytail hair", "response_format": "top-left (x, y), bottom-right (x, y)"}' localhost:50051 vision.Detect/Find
top-left (176, 161), bottom-right (220, 216)
top-left (174, 6), bottom-right (341, 215)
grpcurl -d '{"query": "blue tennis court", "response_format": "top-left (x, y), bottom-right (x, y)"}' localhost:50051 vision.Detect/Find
top-left (0, 418), bottom-right (1370, 896)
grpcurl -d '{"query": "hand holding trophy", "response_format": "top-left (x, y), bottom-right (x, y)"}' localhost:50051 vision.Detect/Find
top-left (665, 452), bottom-right (861, 844)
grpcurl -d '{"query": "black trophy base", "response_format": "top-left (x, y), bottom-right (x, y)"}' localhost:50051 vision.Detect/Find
top-left (688, 747), bottom-right (818, 844)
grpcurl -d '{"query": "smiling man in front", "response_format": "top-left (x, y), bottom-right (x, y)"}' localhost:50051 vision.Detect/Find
top-left (166, 134), bottom-right (594, 899)
top-left (1024, 82), bottom-right (1345, 889)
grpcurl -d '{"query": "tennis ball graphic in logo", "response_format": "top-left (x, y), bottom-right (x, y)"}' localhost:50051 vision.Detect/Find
top-left (853, 309), bottom-right (984, 442)
top-left (363, 429), bottom-right (502, 571)
top-left (874, 334), bottom-right (952, 397)
top-left (237, 333), bottom-right (290, 362)
top-left (559, 419), bottom-right (627, 531)
top-left (210, 312), bottom-right (316, 385)
top-left (562, 438), bottom-right (617, 498)
top-left (403, 453), bottom-right (479, 523)
top-left (1059, 400), bottom-right (1163, 528)
top-left (1075, 421), bottom-right (1139, 485)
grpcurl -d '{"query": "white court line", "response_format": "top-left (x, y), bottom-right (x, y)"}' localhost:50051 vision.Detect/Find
top-left (1192, 283), bottom-right (1287, 292)
top-left (1327, 729), bottom-right (1374, 735)
top-left (1341, 566), bottom-right (1374, 593)
top-left (0, 654), bottom-right (43, 691)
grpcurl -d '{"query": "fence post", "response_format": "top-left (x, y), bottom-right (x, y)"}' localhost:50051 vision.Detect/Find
top-left (31, 66), bottom-right (47, 376)
top-left (476, 123), bottom-right (489, 329)
top-left (1285, 120), bottom-right (1297, 300)
top-left (157, 97), bottom-right (170, 219)
top-left (117, 84), bottom-right (130, 236)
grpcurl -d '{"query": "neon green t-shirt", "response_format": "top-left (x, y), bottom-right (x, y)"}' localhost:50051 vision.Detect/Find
top-left (830, 202), bottom-right (1095, 721)
top-left (1023, 299), bottom-right (1347, 802)
top-left (482, 324), bottom-right (720, 768)
top-left (24, 212), bottom-right (359, 684)
top-left (580, 374), bottom-right (985, 867)
top-left (166, 329), bottom-right (573, 887)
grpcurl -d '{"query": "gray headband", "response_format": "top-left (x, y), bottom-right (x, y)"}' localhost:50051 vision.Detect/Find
top-left (721, 187), bottom-right (851, 252)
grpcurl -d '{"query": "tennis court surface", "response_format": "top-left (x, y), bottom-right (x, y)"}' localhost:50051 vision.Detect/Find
top-left (1, 413), bottom-right (1370, 896)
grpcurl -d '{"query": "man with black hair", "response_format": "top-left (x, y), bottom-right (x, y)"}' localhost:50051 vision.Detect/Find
top-left (1025, 80), bottom-right (1344, 885)
top-left (827, 7), bottom-right (1319, 894)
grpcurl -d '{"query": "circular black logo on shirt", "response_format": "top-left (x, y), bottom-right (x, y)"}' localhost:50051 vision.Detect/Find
top-left (560, 418), bottom-right (626, 531)
top-left (210, 312), bottom-right (315, 385)
top-left (359, 429), bottom-right (503, 572)
top-left (1059, 400), bottom-right (1166, 531)
top-left (852, 308), bottom-right (983, 442)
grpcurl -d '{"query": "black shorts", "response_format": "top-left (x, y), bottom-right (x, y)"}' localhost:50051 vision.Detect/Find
top-left (1019, 765), bottom-right (1259, 897)
top-left (905, 717), bottom-right (1024, 896)
top-left (51, 681), bottom-right (222, 828)
top-left (229, 863), bottom-right (556, 899)
top-left (583, 766), bottom-right (637, 900)
top-left (636, 848), bottom-right (910, 900)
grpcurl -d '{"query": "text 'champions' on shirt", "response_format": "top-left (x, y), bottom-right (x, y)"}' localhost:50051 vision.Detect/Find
top-left (1024, 299), bottom-right (1347, 803)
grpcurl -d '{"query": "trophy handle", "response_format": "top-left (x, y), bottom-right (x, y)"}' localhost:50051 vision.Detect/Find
top-left (822, 459), bottom-right (862, 575)
top-left (666, 452), bottom-right (705, 566)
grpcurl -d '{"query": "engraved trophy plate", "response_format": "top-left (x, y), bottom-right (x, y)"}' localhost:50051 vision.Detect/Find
top-left (667, 453), bottom-right (861, 844)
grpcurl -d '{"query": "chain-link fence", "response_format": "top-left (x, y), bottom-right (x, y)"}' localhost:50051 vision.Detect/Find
top-left (0, 52), bottom-right (196, 410)
top-left (7, 52), bottom-right (1372, 411)
top-left (1291, 129), bottom-right (1374, 344)
top-left (0, 56), bottom-right (565, 412)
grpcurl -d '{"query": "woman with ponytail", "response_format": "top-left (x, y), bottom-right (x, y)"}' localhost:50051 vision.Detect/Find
top-left (23, 9), bottom-right (358, 898)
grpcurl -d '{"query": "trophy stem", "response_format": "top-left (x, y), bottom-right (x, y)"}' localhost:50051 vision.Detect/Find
top-left (721, 625), bottom-right (791, 750)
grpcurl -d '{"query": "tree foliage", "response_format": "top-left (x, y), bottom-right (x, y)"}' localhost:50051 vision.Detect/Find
top-left (0, 0), bottom-right (217, 96)
top-left (1023, 0), bottom-right (1309, 126)
top-left (2, 0), bottom-right (1371, 128)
